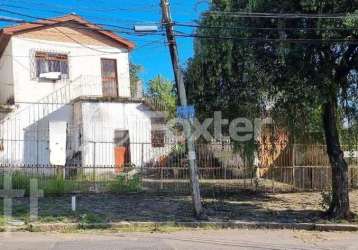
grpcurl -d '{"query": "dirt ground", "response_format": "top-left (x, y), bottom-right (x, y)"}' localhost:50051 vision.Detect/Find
top-left (1, 190), bottom-right (357, 224)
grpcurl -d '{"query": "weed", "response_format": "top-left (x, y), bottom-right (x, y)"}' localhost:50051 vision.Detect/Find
top-left (79, 213), bottom-right (106, 224)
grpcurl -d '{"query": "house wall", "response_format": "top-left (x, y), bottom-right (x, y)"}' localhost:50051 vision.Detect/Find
top-left (10, 30), bottom-right (130, 104)
top-left (79, 102), bottom-right (172, 167)
top-left (0, 103), bottom-right (73, 165)
top-left (0, 99), bottom-right (173, 167)
top-left (80, 102), bottom-right (151, 167)
top-left (0, 41), bottom-right (14, 104)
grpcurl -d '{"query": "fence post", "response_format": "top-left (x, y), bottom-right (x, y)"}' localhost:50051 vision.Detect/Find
top-left (92, 141), bottom-right (96, 185)
top-left (160, 167), bottom-right (163, 190)
top-left (141, 143), bottom-right (144, 185)
top-left (292, 144), bottom-right (296, 189)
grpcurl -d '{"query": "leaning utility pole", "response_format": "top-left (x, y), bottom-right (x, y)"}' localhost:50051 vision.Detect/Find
top-left (161, 0), bottom-right (204, 218)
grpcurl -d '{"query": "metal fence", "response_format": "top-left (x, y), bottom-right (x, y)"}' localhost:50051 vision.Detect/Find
top-left (0, 143), bottom-right (357, 195)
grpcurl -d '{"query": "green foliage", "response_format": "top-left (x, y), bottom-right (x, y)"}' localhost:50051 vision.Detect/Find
top-left (147, 75), bottom-right (177, 118)
top-left (43, 177), bottom-right (68, 196)
top-left (79, 213), bottom-right (106, 224)
top-left (320, 190), bottom-right (333, 211)
top-left (185, 2), bottom-right (265, 148)
top-left (0, 171), bottom-right (31, 196)
top-left (186, 0), bottom-right (357, 144)
top-left (11, 171), bottom-right (31, 196)
top-left (107, 174), bottom-right (142, 193)
top-left (129, 63), bottom-right (143, 97)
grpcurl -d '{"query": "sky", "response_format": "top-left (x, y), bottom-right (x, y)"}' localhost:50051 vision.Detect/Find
top-left (0, 0), bottom-right (208, 88)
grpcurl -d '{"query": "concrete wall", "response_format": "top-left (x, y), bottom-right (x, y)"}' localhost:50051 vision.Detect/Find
top-left (79, 102), bottom-right (173, 167)
top-left (0, 103), bottom-right (73, 165)
top-left (80, 102), bottom-right (152, 167)
top-left (0, 100), bottom-right (173, 167)
top-left (10, 35), bottom-right (131, 104)
top-left (0, 41), bottom-right (14, 104)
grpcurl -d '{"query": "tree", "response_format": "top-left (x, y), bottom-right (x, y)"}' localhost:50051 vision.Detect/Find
top-left (186, 0), bottom-right (357, 219)
top-left (147, 75), bottom-right (177, 118)
top-left (129, 63), bottom-right (143, 98)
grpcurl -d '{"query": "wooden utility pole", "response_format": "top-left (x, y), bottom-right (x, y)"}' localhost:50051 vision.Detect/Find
top-left (160, 0), bottom-right (204, 218)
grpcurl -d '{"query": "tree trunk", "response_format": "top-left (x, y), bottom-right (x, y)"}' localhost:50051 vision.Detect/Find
top-left (322, 97), bottom-right (351, 219)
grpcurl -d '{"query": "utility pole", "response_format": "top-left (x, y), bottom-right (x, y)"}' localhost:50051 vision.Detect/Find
top-left (160, 0), bottom-right (204, 218)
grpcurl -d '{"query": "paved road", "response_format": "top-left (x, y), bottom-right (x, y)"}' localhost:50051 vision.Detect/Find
top-left (0, 230), bottom-right (358, 250)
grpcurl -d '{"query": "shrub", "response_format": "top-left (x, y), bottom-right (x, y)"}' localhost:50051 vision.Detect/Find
top-left (42, 178), bottom-right (76, 196)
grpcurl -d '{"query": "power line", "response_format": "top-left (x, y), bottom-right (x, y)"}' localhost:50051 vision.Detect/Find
top-left (0, 9), bottom-right (167, 55)
top-left (0, 8), bottom-right (135, 31)
top-left (1, 38), bottom-right (166, 58)
top-left (203, 11), bottom-right (353, 19)
top-left (1, 1), bottom-right (159, 13)
top-left (174, 32), bottom-right (358, 44)
top-left (173, 22), bottom-right (358, 32)
top-left (0, 18), bottom-right (164, 38)
top-left (0, 4), bottom-right (159, 25)
top-left (0, 8), bottom-right (166, 38)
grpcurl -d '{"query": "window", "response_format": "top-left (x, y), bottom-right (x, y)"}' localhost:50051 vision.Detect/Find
top-left (35, 52), bottom-right (69, 79)
top-left (151, 130), bottom-right (165, 148)
top-left (151, 117), bottom-right (165, 148)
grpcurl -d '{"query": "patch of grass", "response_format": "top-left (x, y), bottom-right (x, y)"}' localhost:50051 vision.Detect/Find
top-left (37, 214), bottom-right (77, 224)
top-left (0, 216), bottom-right (5, 226)
top-left (107, 174), bottom-right (142, 193)
top-left (42, 178), bottom-right (76, 196)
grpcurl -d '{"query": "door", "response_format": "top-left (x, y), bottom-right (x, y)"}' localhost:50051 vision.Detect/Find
top-left (49, 121), bottom-right (67, 166)
top-left (114, 130), bottom-right (130, 173)
top-left (101, 58), bottom-right (118, 97)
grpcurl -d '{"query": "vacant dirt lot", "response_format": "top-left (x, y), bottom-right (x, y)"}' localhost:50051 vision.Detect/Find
top-left (1, 191), bottom-right (357, 224)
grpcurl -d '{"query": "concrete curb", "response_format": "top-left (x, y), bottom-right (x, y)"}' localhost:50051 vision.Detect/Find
top-left (1, 221), bottom-right (357, 232)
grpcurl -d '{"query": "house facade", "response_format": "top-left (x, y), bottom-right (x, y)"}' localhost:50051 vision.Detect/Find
top-left (0, 14), bottom-right (169, 169)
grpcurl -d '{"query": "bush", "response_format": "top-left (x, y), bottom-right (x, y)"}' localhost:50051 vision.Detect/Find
top-left (107, 174), bottom-right (142, 193)
top-left (42, 178), bottom-right (76, 196)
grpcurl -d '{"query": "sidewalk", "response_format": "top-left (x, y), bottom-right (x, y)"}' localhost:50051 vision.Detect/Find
top-left (1, 230), bottom-right (358, 249)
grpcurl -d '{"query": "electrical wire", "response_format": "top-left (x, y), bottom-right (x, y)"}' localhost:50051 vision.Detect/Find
top-left (1, 1), bottom-right (159, 13)
top-left (0, 4), bottom-right (159, 25)
top-left (173, 22), bottom-right (358, 32)
top-left (174, 32), bottom-right (358, 44)
top-left (0, 8), bottom-right (166, 40)
top-left (4, 5), bottom-right (358, 47)
top-left (204, 10), bottom-right (353, 19)
top-left (0, 38), bottom-right (167, 58)
top-left (0, 8), bottom-right (137, 31)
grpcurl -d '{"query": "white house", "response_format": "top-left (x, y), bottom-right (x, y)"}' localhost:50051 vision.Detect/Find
top-left (0, 14), bottom-right (170, 170)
